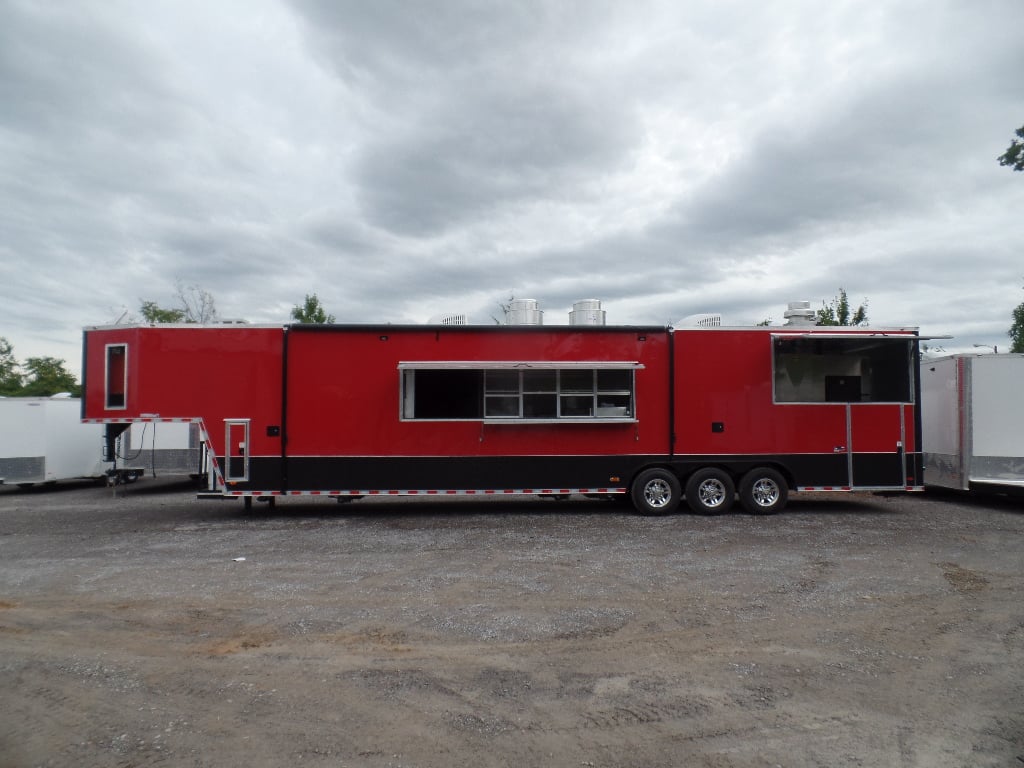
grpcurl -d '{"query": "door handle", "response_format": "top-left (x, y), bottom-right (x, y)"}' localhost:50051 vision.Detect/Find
top-left (834, 445), bottom-right (846, 453)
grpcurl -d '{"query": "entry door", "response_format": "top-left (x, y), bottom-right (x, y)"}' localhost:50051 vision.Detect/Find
top-left (225, 420), bottom-right (250, 482)
top-left (848, 404), bottom-right (906, 488)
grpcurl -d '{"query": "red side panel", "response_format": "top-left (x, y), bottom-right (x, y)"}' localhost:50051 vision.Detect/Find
top-left (84, 325), bottom-right (670, 460)
top-left (83, 326), bottom-right (284, 457)
top-left (673, 329), bottom-right (849, 455)
top-left (285, 327), bottom-right (671, 457)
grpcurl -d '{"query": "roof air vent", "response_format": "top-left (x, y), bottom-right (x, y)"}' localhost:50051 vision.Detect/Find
top-left (504, 299), bottom-right (543, 325)
top-left (783, 301), bottom-right (816, 326)
top-left (569, 299), bottom-right (606, 326)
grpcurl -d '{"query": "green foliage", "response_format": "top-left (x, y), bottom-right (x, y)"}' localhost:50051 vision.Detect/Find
top-left (817, 289), bottom-right (868, 326)
top-left (291, 293), bottom-right (335, 324)
top-left (1010, 299), bottom-right (1024, 353)
top-left (140, 301), bottom-right (186, 323)
top-left (139, 281), bottom-right (218, 324)
top-left (0, 337), bottom-right (22, 395)
top-left (998, 125), bottom-right (1024, 172)
top-left (0, 340), bottom-right (80, 397)
top-left (20, 357), bottom-right (80, 397)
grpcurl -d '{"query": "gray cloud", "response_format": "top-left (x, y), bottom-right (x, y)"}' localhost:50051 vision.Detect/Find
top-left (290, 0), bottom-right (640, 236)
top-left (1, 0), bottom-right (1023, 375)
top-left (351, 83), bottom-right (637, 236)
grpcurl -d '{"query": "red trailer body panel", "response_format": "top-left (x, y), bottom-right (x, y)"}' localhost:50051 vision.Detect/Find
top-left (672, 329), bottom-right (852, 456)
top-left (284, 326), bottom-right (669, 457)
top-left (670, 328), bottom-right (919, 489)
top-left (81, 321), bottom-right (923, 513)
top-left (83, 325), bottom-right (285, 490)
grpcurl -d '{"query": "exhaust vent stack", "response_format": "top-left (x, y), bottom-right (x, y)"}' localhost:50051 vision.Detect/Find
top-left (783, 301), bottom-right (816, 326)
top-left (569, 299), bottom-right (606, 326)
top-left (505, 299), bottom-right (543, 325)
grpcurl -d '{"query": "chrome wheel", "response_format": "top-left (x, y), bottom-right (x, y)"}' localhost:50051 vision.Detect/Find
top-left (739, 468), bottom-right (788, 515)
top-left (631, 469), bottom-right (681, 515)
top-left (644, 478), bottom-right (673, 509)
top-left (685, 468), bottom-right (736, 515)
top-left (750, 477), bottom-right (781, 507)
top-left (697, 477), bottom-right (729, 508)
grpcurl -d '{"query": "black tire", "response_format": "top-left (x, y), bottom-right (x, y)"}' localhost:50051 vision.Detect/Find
top-left (631, 468), bottom-right (682, 515)
top-left (685, 468), bottom-right (735, 515)
top-left (738, 467), bottom-right (788, 515)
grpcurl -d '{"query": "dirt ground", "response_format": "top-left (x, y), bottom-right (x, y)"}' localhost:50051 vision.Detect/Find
top-left (0, 479), bottom-right (1022, 768)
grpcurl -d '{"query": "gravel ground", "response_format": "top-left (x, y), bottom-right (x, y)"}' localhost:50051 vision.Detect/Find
top-left (0, 478), bottom-right (1022, 768)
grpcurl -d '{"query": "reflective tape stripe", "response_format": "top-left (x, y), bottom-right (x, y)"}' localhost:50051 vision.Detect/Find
top-left (221, 487), bottom-right (627, 498)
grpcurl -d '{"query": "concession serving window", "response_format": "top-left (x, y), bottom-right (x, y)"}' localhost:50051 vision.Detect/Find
top-left (399, 361), bottom-right (642, 422)
top-left (772, 334), bottom-right (915, 404)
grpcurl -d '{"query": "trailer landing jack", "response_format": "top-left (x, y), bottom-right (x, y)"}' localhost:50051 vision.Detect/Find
top-left (106, 468), bottom-right (143, 486)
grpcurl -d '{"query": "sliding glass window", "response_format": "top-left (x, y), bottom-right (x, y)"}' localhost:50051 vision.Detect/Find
top-left (400, 363), bottom-right (638, 422)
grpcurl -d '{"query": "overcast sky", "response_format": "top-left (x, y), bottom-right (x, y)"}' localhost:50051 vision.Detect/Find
top-left (2, 0), bottom-right (1023, 376)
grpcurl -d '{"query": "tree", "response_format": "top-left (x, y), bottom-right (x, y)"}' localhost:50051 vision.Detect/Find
top-left (0, 336), bottom-right (22, 395)
top-left (0, 339), bottom-right (80, 397)
top-left (817, 289), bottom-right (868, 326)
top-left (175, 281), bottom-right (218, 323)
top-left (998, 124), bottom-right (1024, 172)
top-left (1010, 296), bottom-right (1024, 353)
top-left (139, 301), bottom-right (186, 323)
top-left (291, 293), bottom-right (335, 324)
top-left (139, 281), bottom-right (218, 324)
top-left (19, 357), bottom-right (80, 397)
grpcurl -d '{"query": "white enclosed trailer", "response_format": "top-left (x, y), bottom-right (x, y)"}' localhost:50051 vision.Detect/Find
top-left (0, 397), bottom-right (200, 487)
top-left (0, 396), bottom-right (110, 486)
top-left (111, 419), bottom-right (201, 478)
top-left (921, 353), bottom-right (1024, 494)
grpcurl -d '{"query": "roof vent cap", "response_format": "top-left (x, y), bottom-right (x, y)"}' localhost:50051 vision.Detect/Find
top-left (783, 301), bottom-right (816, 326)
top-left (504, 299), bottom-right (544, 325)
top-left (570, 299), bottom-right (606, 326)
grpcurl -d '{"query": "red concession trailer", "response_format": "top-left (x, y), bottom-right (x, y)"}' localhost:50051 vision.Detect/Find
top-left (81, 321), bottom-right (923, 514)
